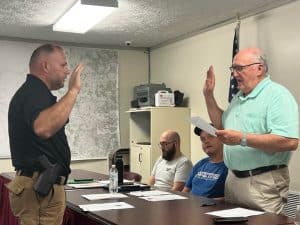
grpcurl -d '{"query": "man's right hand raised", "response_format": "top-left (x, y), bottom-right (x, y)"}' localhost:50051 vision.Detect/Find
top-left (203, 65), bottom-right (215, 98)
top-left (202, 65), bottom-right (224, 129)
top-left (68, 63), bottom-right (84, 94)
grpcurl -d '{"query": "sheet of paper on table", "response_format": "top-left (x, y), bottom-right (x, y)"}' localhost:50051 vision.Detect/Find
top-left (79, 202), bottom-right (134, 212)
top-left (140, 194), bottom-right (187, 202)
top-left (67, 179), bottom-right (133, 189)
top-left (128, 190), bottom-right (170, 197)
top-left (82, 193), bottom-right (128, 200)
top-left (206, 207), bottom-right (265, 217)
top-left (67, 180), bottom-right (108, 189)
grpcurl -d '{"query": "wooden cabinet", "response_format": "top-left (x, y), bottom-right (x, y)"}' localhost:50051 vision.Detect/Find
top-left (130, 144), bottom-right (151, 182)
top-left (128, 107), bottom-right (190, 183)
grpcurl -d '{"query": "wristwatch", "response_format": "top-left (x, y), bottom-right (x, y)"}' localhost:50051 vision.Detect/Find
top-left (240, 132), bottom-right (247, 147)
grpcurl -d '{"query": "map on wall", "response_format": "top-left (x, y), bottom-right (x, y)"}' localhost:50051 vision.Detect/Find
top-left (57, 46), bottom-right (120, 160)
top-left (0, 40), bottom-right (120, 160)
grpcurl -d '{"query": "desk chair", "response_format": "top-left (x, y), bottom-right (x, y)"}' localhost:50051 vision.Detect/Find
top-left (108, 148), bottom-right (142, 182)
top-left (283, 191), bottom-right (300, 218)
top-left (123, 171), bottom-right (142, 182)
top-left (108, 148), bottom-right (129, 172)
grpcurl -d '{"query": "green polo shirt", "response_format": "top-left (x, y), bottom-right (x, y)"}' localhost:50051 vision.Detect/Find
top-left (222, 76), bottom-right (299, 170)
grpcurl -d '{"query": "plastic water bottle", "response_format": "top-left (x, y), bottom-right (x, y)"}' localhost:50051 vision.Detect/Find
top-left (109, 164), bottom-right (118, 193)
top-left (295, 205), bottom-right (300, 225)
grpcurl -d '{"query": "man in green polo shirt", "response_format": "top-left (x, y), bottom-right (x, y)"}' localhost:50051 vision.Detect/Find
top-left (203, 47), bottom-right (299, 214)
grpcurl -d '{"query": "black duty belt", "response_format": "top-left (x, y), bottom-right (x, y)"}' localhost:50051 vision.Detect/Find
top-left (17, 170), bottom-right (66, 185)
top-left (232, 165), bottom-right (286, 178)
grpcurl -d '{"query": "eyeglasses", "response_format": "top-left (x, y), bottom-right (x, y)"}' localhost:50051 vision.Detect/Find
top-left (158, 140), bottom-right (176, 148)
top-left (229, 63), bottom-right (261, 73)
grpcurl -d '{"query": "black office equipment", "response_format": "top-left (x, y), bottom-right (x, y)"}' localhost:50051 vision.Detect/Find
top-left (213, 217), bottom-right (248, 223)
top-left (118, 184), bottom-right (151, 192)
top-left (115, 156), bottom-right (124, 185)
top-left (134, 83), bottom-right (171, 107)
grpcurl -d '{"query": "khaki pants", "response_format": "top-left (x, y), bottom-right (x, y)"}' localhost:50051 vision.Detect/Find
top-left (5, 173), bottom-right (66, 225)
top-left (225, 167), bottom-right (289, 214)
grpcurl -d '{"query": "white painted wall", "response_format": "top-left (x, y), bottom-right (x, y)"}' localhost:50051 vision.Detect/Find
top-left (118, 50), bottom-right (149, 148)
top-left (151, 1), bottom-right (300, 191)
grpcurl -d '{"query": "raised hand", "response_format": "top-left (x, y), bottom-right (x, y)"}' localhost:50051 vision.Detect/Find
top-left (68, 63), bottom-right (84, 94)
top-left (203, 65), bottom-right (215, 98)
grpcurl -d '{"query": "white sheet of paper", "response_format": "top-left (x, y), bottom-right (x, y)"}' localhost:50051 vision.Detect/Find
top-left (189, 116), bottom-right (217, 136)
top-left (82, 193), bottom-right (128, 200)
top-left (67, 180), bottom-right (108, 189)
top-left (140, 194), bottom-right (187, 202)
top-left (67, 179), bottom-right (139, 189)
top-left (79, 202), bottom-right (134, 212)
top-left (129, 190), bottom-right (170, 197)
top-left (206, 207), bottom-right (265, 217)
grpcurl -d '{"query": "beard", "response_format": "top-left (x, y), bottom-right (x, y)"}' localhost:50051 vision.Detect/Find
top-left (162, 144), bottom-right (176, 161)
top-left (51, 79), bottom-right (65, 90)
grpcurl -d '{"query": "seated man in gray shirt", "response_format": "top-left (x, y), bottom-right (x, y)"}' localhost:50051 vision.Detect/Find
top-left (149, 130), bottom-right (193, 191)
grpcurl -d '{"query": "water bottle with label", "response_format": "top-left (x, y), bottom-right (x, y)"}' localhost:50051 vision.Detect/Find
top-left (109, 164), bottom-right (118, 193)
top-left (295, 205), bottom-right (300, 225)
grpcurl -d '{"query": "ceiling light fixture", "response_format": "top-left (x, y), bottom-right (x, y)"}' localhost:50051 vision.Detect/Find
top-left (53, 0), bottom-right (118, 34)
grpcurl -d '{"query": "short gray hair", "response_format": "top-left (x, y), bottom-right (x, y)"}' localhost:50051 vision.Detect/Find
top-left (252, 52), bottom-right (268, 74)
top-left (29, 43), bottom-right (64, 69)
top-left (259, 54), bottom-right (268, 73)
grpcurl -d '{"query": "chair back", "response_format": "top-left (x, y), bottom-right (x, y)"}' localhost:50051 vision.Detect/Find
top-left (107, 148), bottom-right (129, 172)
top-left (123, 171), bottom-right (142, 182)
top-left (282, 191), bottom-right (300, 218)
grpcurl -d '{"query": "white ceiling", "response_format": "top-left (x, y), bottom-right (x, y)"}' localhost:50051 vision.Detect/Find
top-left (0, 0), bottom-right (296, 49)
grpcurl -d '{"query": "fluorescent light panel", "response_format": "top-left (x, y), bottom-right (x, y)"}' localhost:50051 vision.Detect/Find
top-left (53, 0), bottom-right (118, 34)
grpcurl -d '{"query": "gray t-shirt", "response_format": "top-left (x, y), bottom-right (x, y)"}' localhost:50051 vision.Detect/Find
top-left (151, 155), bottom-right (193, 190)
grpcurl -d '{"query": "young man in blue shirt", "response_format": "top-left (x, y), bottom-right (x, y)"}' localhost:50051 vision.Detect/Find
top-left (183, 126), bottom-right (228, 198)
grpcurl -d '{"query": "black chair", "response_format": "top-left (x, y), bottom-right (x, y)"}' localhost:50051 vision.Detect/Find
top-left (123, 171), bottom-right (142, 182)
top-left (110, 148), bottom-right (142, 182)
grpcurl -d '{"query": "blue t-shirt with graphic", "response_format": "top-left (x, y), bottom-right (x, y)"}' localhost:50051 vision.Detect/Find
top-left (185, 157), bottom-right (228, 198)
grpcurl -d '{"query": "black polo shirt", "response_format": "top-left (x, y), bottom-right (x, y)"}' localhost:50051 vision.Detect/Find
top-left (8, 74), bottom-right (71, 175)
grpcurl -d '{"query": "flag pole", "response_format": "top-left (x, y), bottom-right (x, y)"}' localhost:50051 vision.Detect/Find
top-left (228, 13), bottom-right (241, 102)
top-left (236, 12), bottom-right (240, 24)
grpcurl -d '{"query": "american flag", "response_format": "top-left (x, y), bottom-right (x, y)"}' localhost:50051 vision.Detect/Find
top-left (228, 21), bottom-right (240, 102)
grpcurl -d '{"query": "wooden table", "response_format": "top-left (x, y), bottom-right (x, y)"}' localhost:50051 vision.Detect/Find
top-left (1, 169), bottom-right (295, 225)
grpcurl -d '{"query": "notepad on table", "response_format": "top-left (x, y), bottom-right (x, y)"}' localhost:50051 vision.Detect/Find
top-left (67, 178), bottom-right (95, 184)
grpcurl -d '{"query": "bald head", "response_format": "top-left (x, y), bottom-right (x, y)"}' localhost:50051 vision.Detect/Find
top-left (29, 44), bottom-right (64, 72)
top-left (160, 130), bottom-right (180, 143)
top-left (234, 47), bottom-right (268, 73)
top-left (28, 43), bottom-right (70, 91)
top-left (159, 130), bottom-right (182, 160)
top-left (231, 47), bottom-right (269, 95)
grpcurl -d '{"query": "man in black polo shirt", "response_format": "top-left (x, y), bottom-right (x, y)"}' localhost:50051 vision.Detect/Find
top-left (6, 44), bottom-right (84, 225)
